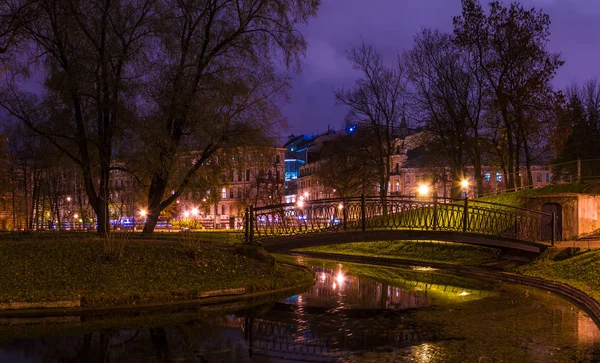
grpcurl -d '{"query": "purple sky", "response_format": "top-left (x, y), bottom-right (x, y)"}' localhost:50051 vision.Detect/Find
top-left (282, 0), bottom-right (600, 136)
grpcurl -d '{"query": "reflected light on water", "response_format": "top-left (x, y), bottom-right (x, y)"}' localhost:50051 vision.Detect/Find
top-left (459, 291), bottom-right (470, 296)
top-left (412, 343), bottom-right (436, 362)
top-left (332, 282), bottom-right (337, 290)
top-left (336, 271), bottom-right (345, 285)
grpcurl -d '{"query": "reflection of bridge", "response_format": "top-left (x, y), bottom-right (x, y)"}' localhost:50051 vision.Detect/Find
top-left (243, 196), bottom-right (559, 254)
top-left (241, 316), bottom-right (425, 362)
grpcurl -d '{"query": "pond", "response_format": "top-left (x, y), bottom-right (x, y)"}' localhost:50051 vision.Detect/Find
top-left (1, 257), bottom-right (600, 362)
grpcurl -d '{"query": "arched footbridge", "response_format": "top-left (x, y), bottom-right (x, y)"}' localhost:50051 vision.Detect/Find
top-left (243, 195), bottom-right (560, 254)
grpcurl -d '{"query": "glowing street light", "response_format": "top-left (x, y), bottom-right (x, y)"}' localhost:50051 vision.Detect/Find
top-left (191, 207), bottom-right (199, 216)
top-left (66, 196), bottom-right (72, 202)
top-left (140, 209), bottom-right (147, 218)
top-left (183, 211), bottom-right (190, 218)
top-left (296, 200), bottom-right (304, 208)
top-left (338, 203), bottom-right (344, 210)
top-left (461, 179), bottom-right (469, 190)
top-left (303, 191), bottom-right (309, 198)
top-left (73, 213), bottom-right (78, 219)
top-left (417, 184), bottom-right (430, 197)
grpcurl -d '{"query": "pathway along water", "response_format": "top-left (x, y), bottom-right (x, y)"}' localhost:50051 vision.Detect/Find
top-left (1, 257), bottom-right (600, 362)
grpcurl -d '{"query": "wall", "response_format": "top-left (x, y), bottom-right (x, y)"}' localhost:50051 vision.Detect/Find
top-left (521, 193), bottom-right (600, 240)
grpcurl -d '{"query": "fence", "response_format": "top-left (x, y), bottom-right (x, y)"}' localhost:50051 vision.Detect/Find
top-left (244, 195), bottom-right (559, 245)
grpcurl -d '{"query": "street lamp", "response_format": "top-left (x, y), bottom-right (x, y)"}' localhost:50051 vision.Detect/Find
top-left (417, 184), bottom-right (430, 197)
top-left (140, 209), bottom-right (147, 218)
top-left (191, 207), bottom-right (199, 216)
top-left (183, 211), bottom-right (190, 218)
top-left (461, 179), bottom-right (470, 199)
top-left (296, 200), bottom-right (304, 208)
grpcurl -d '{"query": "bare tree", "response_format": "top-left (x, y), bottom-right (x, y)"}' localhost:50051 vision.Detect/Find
top-left (405, 29), bottom-right (485, 198)
top-left (453, 0), bottom-right (563, 190)
top-left (335, 42), bottom-right (405, 200)
top-left (0, 0), bottom-right (155, 235)
top-left (138, 0), bottom-right (320, 235)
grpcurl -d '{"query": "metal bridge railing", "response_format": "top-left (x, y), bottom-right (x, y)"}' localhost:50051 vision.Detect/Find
top-left (243, 195), bottom-right (559, 246)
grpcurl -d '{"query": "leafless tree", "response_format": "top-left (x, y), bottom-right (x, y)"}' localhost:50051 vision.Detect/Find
top-left (335, 42), bottom-right (406, 200)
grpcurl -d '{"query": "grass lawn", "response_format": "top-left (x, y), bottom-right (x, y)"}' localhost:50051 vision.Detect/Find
top-left (516, 248), bottom-right (600, 302)
top-left (0, 235), bottom-right (312, 308)
top-left (476, 181), bottom-right (596, 208)
top-left (294, 240), bottom-right (502, 267)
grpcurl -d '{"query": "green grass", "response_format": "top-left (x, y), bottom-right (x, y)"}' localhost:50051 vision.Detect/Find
top-left (517, 248), bottom-right (600, 302)
top-left (476, 181), bottom-right (595, 208)
top-left (294, 240), bottom-right (502, 267)
top-left (275, 254), bottom-right (495, 297)
top-left (0, 236), bottom-right (312, 307)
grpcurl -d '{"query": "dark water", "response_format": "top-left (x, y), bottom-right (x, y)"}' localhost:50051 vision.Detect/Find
top-left (1, 257), bottom-right (600, 362)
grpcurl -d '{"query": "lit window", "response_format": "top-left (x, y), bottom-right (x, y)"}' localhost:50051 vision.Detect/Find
top-left (496, 172), bottom-right (502, 182)
top-left (221, 187), bottom-right (227, 199)
top-left (546, 173), bottom-right (550, 182)
top-left (395, 182), bottom-right (400, 192)
top-left (484, 173), bottom-right (491, 182)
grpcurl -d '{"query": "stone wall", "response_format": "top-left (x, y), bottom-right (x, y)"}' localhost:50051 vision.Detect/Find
top-left (521, 193), bottom-right (600, 240)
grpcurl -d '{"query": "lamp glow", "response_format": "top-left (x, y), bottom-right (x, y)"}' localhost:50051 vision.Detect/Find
top-left (296, 200), bottom-right (304, 208)
top-left (461, 180), bottom-right (469, 189)
top-left (417, 184), bottom-right (430, 196)
top-left (73, 213), bottom-right (78, 219)
top-left (338, 203), bottom-right (344, 210)
top-left (191, 207), bottom-right (199, 216)
top-left (183, 211), bottom-right (190, 218)
top-left (303, 191), bottom-right (309, 198)
top-left (140, 209), bottom-right (147, 217)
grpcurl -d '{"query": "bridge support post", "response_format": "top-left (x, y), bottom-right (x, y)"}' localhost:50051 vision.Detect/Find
top-left (551, 212), bottom-right (556, 246)
top-left (361, 194), bottom-right (366, 232)
top-left (462, 196), bottom-right (468, 233)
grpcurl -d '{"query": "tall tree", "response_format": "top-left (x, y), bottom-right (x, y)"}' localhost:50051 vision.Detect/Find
top-left (139, 0), bottom-right (320, 235)
top-left (0, 0), bottom-right (155, 235)
top-left (335, 42), bottom-right (405, 200)
top-left (405, 29), bottom-right (485, 198)
top-left (453, 0), bottom-right (563, 189)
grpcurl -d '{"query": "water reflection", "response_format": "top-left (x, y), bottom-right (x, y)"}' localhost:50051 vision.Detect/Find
top-left (1, 261), bottom-right (600, 362)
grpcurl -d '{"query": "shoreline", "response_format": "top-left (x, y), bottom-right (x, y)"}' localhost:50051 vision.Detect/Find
top-left (285, 250), bottom-right (600, 328)
top-left (0, 262), bottom-right (314, 319)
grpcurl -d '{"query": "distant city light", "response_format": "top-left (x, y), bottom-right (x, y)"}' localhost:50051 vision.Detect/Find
top-left (417, 184), bottom-right (430, 196)
top-left (66, 196), bottom-right (72, 202)
top-left (303, 191), bottom-right (309, 198)
top-left (296, 200), bottom-right (304, 208)
top-left (338, 203), bottom-right (344, 210)
top-left (73, 213), bottom-right (78, 219)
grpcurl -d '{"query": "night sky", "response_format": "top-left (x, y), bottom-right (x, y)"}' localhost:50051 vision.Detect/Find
top-left (282, 0), bottom-right (600, 137)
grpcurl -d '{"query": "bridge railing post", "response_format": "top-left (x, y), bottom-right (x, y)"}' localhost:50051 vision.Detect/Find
top-left (462, 196), bottom-right (469, 233)
top-left (432, 197), bottom-right (438, 231)
top-left (551, 212), bottom-right (556, 246)
top-left (342, 198), bottom-right (347, 231)
top-left (244, 208), bottom-right (249, 244)
top-left (514, 215), bottom-right (519, 239)
top-left (249, 205), bottom-right (254, 244)
top-left (361, 194), bottom-right (366, 232)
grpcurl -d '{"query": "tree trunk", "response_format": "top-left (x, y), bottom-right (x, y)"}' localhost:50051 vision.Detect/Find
top-left (142, 172), bottom-right (169, 236)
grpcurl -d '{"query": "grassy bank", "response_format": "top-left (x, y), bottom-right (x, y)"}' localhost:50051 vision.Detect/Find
top-left (476, 181), bottom-right (595, 208)
top-left (0, 236), bottom-right (312, 308)
top-left (517, 248), bottom-right (600, 302)
top-left (294, 240), bottom-right (502, 267)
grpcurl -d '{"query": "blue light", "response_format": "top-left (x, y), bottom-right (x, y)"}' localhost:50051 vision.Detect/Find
top-left (346, 124), bottom-right (356, 133)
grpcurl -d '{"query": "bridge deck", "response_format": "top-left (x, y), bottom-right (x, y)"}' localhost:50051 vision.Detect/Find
top-left (261, 229), bottom-right (547, 254)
